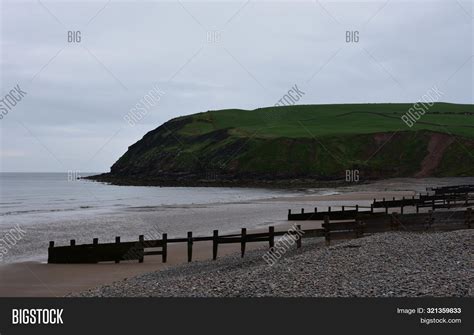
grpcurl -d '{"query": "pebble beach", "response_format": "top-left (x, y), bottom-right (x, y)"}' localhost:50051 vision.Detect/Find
top-left (76, 229), bottom-right (473, 297)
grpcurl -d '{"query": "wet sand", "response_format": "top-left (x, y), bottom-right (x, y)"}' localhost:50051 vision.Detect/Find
top-left (0, 241), bottom-right (265, 297)
top-left (0, 188), bottom-right (422, 297)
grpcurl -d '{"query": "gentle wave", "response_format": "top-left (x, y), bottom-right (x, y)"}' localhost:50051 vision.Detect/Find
top-left (0, 206), bottom-right (95, 216)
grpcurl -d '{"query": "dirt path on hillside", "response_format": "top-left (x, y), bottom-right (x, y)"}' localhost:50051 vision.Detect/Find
top-left (415, 133), bottom-right (454, 178)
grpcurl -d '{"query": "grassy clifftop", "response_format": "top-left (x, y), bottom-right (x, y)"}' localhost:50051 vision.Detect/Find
top-left (93, 103), bottom-right (474, 186)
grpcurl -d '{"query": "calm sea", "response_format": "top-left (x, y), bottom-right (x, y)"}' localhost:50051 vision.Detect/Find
top-left (0, 173), bottom-right (299, 220)
top-left (0, 173), bottom-right (305, 263)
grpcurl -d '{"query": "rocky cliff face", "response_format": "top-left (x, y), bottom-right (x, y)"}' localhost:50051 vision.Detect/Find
top-left (89, 104), bottom-right (474, 186)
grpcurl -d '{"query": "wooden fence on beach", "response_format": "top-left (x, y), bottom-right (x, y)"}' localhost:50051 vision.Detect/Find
top-left (429, 184), bottom-right (474, 195)
top-left (288, 188), bottom-right (474, 220)
top-left (48, 207), bottom-right (473, 264)
top-left (48, 226), bottom-right (309, 264)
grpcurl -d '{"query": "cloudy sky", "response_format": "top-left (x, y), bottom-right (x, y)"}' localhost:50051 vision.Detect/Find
top-left (0, 0), bottom-right (472, 172)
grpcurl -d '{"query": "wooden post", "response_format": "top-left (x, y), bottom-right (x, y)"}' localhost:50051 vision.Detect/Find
top-left (370, 204), bottom-right (374, 213)
top-left (115, 236), bottom-right (120, 263)
top-left (187, 232), bottom-right (193, 262)
top-left (360, 220), bottom-right (365, 237)
top-left (269, 226), bottom-right (275, 249)
top-left (48, 241), bottom-right (55, 264)
top-left (427, 210), bottom-right (434, 230)
top-left (70, 239), bottom-right (75, 246)
top-left (288, 209), bottom-right (291, 219)
top-left (138, 235), bottom-right (144, 263)
top-left (241, 228), bottom-right (247, 258)
top-left (425, 210), bottom-right (433, 230)
top-left (301, 208), bottom-right (304, 214)
top-left (328, 206), bottom-right (331, 213)
top-left (162, 233), bottom-right (168, 263)
top-left (355, 205), bottom-right (359, 212)
top-left (466, 208), bottom-right (472, 228)
top-left (356, 220), bottom-right (363, 238)
top-left (324, 216), bottom-right (330, 245)
top-left (212, 230), bottom-right (218, 260)
top-left (385, 205), bottom-right (388, 214)
top-left (314, 207), bottom-right (318, 213)
top-left (342, 206), bottom-right (345, 212)
top-left (296, 224), bottom-right (302, 249)
top-left (391, 213), bottom-right (399, 230)
top-left (92, 238), bottom-right (99, 264)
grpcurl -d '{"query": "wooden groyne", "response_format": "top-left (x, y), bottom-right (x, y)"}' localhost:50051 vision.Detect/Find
top-left (289, 184), bottom-right (474, 220)
top-left (429, 184), bottom-right (474, 195)
top-left (48, 226), bottom-right (308, 264)
top-left (48, 207), bottom-right (473, 264)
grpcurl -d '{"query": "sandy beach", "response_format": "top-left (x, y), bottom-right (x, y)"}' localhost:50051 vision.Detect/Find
top-left (3, 176), bottom-right (474, 297)
top-left (0, 188), bottom-right (419, 297)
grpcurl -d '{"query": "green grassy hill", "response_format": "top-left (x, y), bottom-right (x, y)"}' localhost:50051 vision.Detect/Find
top-left (94, 103), bottom-right (474, 186)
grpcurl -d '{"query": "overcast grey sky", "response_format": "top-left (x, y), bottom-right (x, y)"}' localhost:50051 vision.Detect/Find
top-left (0, 0), bottom-right (472, 172)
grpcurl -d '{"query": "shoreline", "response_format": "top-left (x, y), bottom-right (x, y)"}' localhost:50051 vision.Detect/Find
top-left (0, 221), bottom-right (312, 297)
top-left (0, 188), bottom-right (418, 297)
top-left (84, 173), bottom-right (364, 189)
top-left (2, 187), bottom-right (420, 264)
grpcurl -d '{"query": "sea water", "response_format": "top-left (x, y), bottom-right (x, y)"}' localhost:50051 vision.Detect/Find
top-left (0, 173), bottom-right (303, 263)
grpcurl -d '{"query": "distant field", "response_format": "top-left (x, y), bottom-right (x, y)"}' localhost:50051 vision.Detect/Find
top-left (180, 103), bottom-right (474, 139)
